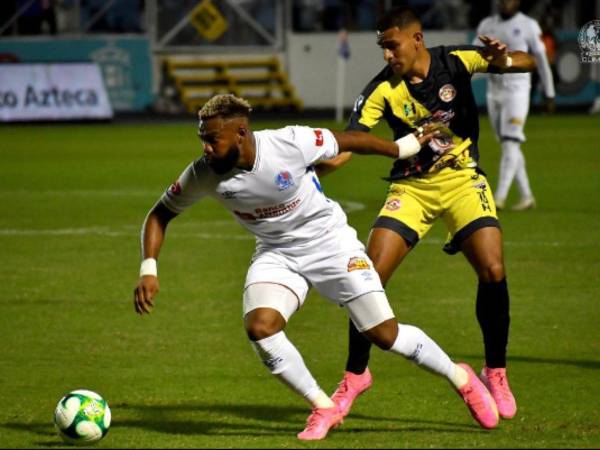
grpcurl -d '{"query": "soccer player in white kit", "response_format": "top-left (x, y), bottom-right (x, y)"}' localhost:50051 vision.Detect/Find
top-left (474, 0), bottom-right (555, 210)
top-left (133, 94), bottom-right (500, 440)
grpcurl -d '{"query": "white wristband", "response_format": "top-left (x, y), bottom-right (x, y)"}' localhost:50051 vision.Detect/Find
top-left (140, 258), bottom-right (157, 277)
top-left (505, 55), bottom-right (513, 68)
top-left (395, 133), bottom-right (422, 159)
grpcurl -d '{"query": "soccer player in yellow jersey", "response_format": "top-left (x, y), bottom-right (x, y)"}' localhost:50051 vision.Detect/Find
top-left (317, 6), bottom-right (537, 424)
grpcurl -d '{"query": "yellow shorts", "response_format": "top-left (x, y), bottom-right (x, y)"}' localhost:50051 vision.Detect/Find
top-left (374, 166), bottom-right (499, 254)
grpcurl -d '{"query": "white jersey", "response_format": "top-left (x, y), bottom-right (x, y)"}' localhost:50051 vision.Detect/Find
top-left (474, 12), bottom-right (555, 98)
top-left (160, 126), bottom-right (349, 247)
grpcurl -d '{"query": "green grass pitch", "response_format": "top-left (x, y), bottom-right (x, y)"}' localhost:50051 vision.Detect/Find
top-left (1, 114), bottom-right (599, 448)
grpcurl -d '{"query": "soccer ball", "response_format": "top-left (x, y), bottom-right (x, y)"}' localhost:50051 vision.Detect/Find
top-left (54, 389), bottom-right (111, 446)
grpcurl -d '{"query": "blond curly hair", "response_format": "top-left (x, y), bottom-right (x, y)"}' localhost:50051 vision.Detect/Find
top-left (198, 94), bottom-right (252, 120)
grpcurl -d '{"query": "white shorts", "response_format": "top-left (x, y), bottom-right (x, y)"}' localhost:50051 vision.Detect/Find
top-left (487, 91), bottom-right (530, 143)
top-left (244, 224), bottom-right (385, 314)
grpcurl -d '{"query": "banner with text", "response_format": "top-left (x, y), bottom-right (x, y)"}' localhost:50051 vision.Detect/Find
top-left (0, 63), bottom-right (113, 122)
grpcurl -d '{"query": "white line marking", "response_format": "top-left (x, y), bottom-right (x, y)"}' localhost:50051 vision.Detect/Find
top-left (0, 227), bottom-right (254, 240)
top-left (0, 189), bottom-right (159, 197)
top-left (0, 226), bottom-right (564, 246)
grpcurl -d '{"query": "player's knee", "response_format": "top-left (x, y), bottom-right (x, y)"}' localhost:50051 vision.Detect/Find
top-left (479, 261), bottom-right (505, 283)
top-left (363, 318), bottom-right (398, 350)
top-left (244, 308), bottom-right (285, 341)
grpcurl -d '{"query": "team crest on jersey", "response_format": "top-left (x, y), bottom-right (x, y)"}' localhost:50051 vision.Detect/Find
top-left (347, 257), bottom-right (371, 272)
top-left (169, 181), bottom-right (182, 195)
top-left (275, 171), bottom-right (295, 191)
top-left (385, 198), bottom-right (402, 211)
top-left (438, 84), bottom-right (456, 102)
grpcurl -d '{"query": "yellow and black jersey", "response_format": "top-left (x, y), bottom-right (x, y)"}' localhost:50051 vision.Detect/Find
top-left (347, 45), bottom-right (501, 180)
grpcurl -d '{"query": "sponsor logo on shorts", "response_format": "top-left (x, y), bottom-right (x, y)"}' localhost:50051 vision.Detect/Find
top-left (275, 170), bottom-right (294, 191)
top-left (438, 84), bottom-right (456, 102)
top-left (385, 198), bottom-right (402, 211)
top-left (509, 117), bottom-right (524, 125)
top-left (169, 181), bottom-right (182, 195)
top-left (347, 256), bottom-right (371, 272)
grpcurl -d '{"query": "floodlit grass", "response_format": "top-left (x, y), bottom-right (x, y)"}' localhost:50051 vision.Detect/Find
top-left (1, 114), bottom-right (599, 448)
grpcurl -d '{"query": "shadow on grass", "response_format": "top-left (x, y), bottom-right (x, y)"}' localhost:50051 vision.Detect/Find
top-left (0, 423), bottom-right (68, 448)
top-left (112, 401), bottom-right (483, 436)
top-left (1, 402), bottom-right (484, 443)
top-left (455, 354), bottom-right (600, 370)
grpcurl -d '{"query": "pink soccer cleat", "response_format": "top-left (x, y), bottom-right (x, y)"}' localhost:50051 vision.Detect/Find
top-left (297, 406), bottom-right (343, 441)
top-left (331, 368), bottom-right (373, 417)
top-left (455, 363), bottom-right (499, 429)
top-left (480, 366), bottom-right (517, 419)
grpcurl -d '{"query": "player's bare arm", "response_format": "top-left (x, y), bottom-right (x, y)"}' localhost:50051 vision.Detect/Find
top-left (318, 122), bottom-right (443, 177)
top-left (134, 202), bottom-right (178, 315)
top-left (314, 152), bottom-right (353, 178)
top-left (478, 35), bottom-right (536, 72)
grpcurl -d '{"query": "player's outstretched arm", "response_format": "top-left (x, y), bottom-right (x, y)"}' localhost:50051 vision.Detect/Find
top-left (133, 202), bottom-right (178, 315)
top-left (478, 35), bottom-right (536, 73)
top-left (314, 152), bottom-right (353, 177)
top-left (331, 122), bottom-right (442, 159)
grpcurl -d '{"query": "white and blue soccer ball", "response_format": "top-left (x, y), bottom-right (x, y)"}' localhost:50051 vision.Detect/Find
top-left (54, 389), bottom-right (111, 446)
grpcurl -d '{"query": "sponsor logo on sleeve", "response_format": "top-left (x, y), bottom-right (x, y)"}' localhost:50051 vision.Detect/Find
top-left (314, 129), bottom-right (324, 146)
top-left (347, 256), bottom-right (371, 272)
top-left (221, 190), bottom-right (237, 199)
top-left (353, 94), bottom-right (365, 112)
top-left (169, 181), bottom-right (182, 195)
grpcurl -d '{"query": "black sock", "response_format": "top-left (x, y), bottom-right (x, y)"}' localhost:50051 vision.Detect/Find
top-left (345, 319), bottom-right (373, 374)
top-left (476, 278), bottom-right (510, 368)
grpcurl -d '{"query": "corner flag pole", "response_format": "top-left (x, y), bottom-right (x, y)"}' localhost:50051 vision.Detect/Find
top-left (336, 29), bottom-right (350, 123)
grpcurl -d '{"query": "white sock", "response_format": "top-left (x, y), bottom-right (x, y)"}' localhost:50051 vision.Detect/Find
top-left (250, 331), bottom-right (334, 409)
top-left (495, 140), bottom-right (521, 201)
top-left (388, 323), bottom-right (467, 388)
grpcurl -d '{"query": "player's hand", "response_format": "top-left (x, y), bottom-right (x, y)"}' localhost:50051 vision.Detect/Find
top-left (478, 35), bottom-right (510, 67)
top-left (545, 97), bottom-right (556, 114)
top-left (416, 121), bottom-right (445, 146)
top-left (133, 275), bottom-right (159, 315)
